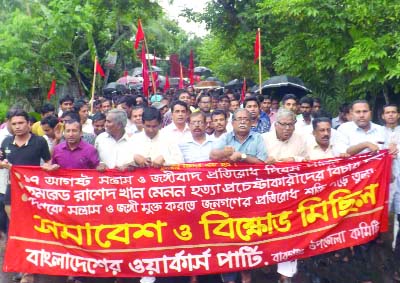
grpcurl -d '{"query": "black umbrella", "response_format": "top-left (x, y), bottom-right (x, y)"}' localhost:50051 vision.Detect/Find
top-left (225, 78), bottom-right (256, 90)
top-left (251, 75), bottom-right (311, 98)
top-left (205, 77), bottom-right (224, 86)
top-left (103, 82), bottom-right (127, 96)
top-left (194, 66), bottom-right (212, 76)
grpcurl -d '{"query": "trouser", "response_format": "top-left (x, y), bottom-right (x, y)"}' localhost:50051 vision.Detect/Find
top-left (395, 214), bottom-right (400, 261)
top-left (0, 193), bottom-right (8, 233)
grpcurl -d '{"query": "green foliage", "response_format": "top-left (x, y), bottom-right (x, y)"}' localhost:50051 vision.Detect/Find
top-left (0, 0), bottom-right (184, 104)
top-left (186, 0), bottom-right (400, 113)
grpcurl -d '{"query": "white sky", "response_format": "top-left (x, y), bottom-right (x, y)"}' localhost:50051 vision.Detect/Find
top-left (158, 0), bottom-right (209, 37)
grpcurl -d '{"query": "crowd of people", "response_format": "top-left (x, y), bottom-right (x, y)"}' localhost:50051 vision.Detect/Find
top-left (0, 85), bottom-right (399, 283)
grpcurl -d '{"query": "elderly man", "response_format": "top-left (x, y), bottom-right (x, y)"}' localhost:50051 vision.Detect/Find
top-left (210, 108), bottom-right (266, 283)
top-left (179, 112), bottom-right (216, 162)
top-left (210, 109), bottom-right (266, 163)
top-left (95, 109), bottom-right (135, 171)
top-left (262, 108), bottom-right (308, 283)
top-left (262, 108), bottom-right (307, 163)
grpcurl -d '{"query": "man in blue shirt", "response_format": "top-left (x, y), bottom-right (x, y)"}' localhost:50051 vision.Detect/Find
top-left (210, 108), bottom-right (266, 163)
top-left (243, 96), bottom-right (271, 134)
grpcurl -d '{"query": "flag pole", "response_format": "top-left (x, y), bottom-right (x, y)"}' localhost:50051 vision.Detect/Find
top-left (90, 56), bottom-right (97, 114)
top-left (140, 20), bottom-right (157, 95)
top-left (258, 28), bottom-right (262, 95)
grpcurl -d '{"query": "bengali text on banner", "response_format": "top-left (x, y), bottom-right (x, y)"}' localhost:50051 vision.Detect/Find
top-left (3, 150), bottom-right (391, 277)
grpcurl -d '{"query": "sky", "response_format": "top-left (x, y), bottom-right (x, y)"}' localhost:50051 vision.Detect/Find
top-left (158, 0), bottom-right (209, 37)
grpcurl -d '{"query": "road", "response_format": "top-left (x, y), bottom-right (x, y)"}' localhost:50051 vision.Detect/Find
top-left (0, 232), bottom-right (396, 283)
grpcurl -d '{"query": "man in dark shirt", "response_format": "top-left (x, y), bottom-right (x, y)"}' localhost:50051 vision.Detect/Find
top-left (0, 110), bottom-right (51, 215)
top-left (0, 109), bottom-right (51, 283)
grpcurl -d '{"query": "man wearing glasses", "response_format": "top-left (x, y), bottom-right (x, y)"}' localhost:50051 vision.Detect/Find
top-left (262, 108), bottom-right (307, 163)
top-left (261, 108), bottom-right (307, 283)
top-left (210, 108), bottom-right (266, 163)
top-left (209, 108), bottom-right (267, 283)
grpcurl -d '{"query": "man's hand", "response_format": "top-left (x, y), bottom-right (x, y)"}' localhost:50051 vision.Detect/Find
top-left (229, 151), bottom-right (242, 162)
top-left (96, 163), bottom-right (107, 172)
top-left (0, 159), bottom-right (11, 170)
top-left (41, 163), bottom-right (60, 171)
top-left (388, 143), bottom-right (398, 156)
top-left (278, 157), bottom-right (295, 162)
top-left (134, 155), bottom-right (151, 167)
top-left (152, 156), bottom-right (165, 168)
top-left (265, 157), bottom-right (276, 164)
top-left (116, 162), bottom-right (136, 172)
top-left (366, 142), bottom-right (379, 153)
top-left (338, 153), bottom-right (350, 158)
top-left (223, 146), bottom-right (235, 158)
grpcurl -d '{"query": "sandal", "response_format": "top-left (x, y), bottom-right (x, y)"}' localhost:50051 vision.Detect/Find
top-left (20, 274), bottom-right (34, 283)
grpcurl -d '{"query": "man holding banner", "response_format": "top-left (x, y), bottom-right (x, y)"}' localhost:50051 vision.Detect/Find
top-left (210, 108), bottom-right (267, 164)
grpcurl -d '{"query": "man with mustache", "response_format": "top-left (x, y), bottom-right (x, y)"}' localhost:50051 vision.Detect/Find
top-left (262, 108), bottom-right (307, 163)
top-left (306, 117), bottom-right (342, 160)
top-left (261, 108), bottom-right (308, 283)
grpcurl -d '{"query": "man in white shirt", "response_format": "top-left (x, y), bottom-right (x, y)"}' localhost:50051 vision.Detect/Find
top-left (133, 107), bottom-right (183, 167)
top-left (179, 112), bottom-right (215, 163)
top-left (211, 109), bottom-right (228, 139)
top-left (296, 96), bottom-right (313, 130)
top-left (262, 108), bottom-right (307, 283)
top-left (334, 100), bottom-right (391, 155)
top-left (161, 100), bottom-right (191, 144)
top-left (74, 100), bottom-right (94, 134)
top-left (95, 109), bottom-right (135, 170)
top-left (262, 108), bottom-right (307, 163)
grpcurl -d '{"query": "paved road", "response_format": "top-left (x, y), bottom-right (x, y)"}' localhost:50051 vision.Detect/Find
top-left (0, 233), bottom-right (397, 283)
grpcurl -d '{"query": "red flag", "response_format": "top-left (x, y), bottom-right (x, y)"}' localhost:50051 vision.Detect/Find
top-left (179, 63), bottom-right (184, 89)
top-left (47, 79), bottom-right (56, 101)
top-left (141, 42), bottom-right (149, 97)
top-left (189, 50), bottom-right (194, 85)
top-left (163, 74), bottom-right (170, 93)
top-left (123, 70), bottom-right (129, 77)
top-left (254, 29), bottom-right (261, 63)
top-left (241, 78), bottom-right (247, 102)
top-left (134, 20), bottom-right (145, 50)
top-left (95, 59), bottom-right (105, 77)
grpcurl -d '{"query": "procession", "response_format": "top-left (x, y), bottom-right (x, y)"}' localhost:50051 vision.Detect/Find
top-left (1, 1), bottom-right (400, 283)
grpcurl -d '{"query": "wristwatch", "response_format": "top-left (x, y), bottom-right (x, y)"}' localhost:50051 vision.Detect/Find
top-left (241, 153), bottom-right (247, 161)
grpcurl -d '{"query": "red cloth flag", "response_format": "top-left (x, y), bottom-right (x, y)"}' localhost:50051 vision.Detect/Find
top-left (47, 79), bottom-right (56, 101)
top-left (241, 78), bottom-right (247, 102)
top-left (163, 74), bottom-right (170, 93)
top-left (189, 49), bottom-right (194, 85)
top-left (134, 20), bottom-right (145, 50)
top-left (179, 63), bottom-right (184, 89)
top-left (254, 29), bottom-right (261, 63)
top-left (95, 59), bottom-right (105, 77)
top-left (141, 42), bottom-right (149, 97)
top-left (123, 70), bottom-right (129, 77)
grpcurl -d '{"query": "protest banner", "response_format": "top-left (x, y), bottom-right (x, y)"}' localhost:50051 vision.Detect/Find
top-left (3, 151), bottom-right (391, 277)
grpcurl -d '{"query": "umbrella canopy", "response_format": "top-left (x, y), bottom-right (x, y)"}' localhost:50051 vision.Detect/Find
top-left (194, 81), bottom-right (223, 89)
top-left (194, 66), bottom-right (212, 76)
top-left (117, 75), bottom-right (142, 85)
top-left (225, 78), bottom-right (256, 90)
top-left (204, 77), bottom-right (224, 86)
top-left (251, 75), bottom-right (311, 98)
top-left (103, 82), bottom-right (127, 96)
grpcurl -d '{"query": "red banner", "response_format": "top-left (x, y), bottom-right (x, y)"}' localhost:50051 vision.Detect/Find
top-left (4, 151), bottom-right (391, 278)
